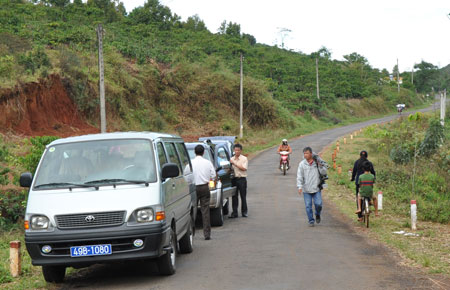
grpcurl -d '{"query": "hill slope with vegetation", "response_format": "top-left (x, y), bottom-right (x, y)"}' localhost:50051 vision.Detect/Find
top-left (0, 0), bottom-right (442, 138)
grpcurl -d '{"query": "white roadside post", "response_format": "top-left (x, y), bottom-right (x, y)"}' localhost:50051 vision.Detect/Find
top-left (411, 200), bottom-right (417, 230)
top-left (9, 241), bottom-right (21, 277)
top-left (377, 191), bottom-right (383, 210)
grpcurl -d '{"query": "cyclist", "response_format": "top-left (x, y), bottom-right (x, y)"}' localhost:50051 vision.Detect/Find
top-left (355, 161), bottom-right (378, 218)
top-left (351, 150), bottom-right (376, 220)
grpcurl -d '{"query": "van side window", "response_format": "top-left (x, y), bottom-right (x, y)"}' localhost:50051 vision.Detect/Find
top-left (217, 147), bottom-right (229, 165)
top-left (157, 142), bottom-right (167, 169)
top-left (165, 143), bottom-right (182, 174)
top-left (175, 143), bottom-right (191, 175)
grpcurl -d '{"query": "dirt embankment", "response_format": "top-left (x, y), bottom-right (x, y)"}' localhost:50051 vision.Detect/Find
top-left (0, 74), bottom-right (97, 137)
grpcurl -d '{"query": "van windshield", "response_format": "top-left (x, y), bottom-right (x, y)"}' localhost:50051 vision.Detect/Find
top-left (34, 139), bottom-right (157, 189)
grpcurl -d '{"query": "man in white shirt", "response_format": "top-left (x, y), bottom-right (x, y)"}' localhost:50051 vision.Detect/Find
top-left (191, 145), bottom-right (216, 240)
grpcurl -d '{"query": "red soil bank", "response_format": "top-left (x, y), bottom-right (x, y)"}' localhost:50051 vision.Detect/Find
top-left (0, 75), bottom-right (97, 137)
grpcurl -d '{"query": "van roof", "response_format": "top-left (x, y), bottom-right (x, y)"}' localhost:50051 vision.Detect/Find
top-left (48, 132), bottom-right (181, 146)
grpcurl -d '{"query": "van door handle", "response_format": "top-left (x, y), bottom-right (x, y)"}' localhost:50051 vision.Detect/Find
top-left (172, 183), bottom-right (176, 188)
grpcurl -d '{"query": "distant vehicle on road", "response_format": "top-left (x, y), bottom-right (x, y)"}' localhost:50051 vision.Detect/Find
top-left (186, 141), bottom-right (236, 226)
top-left (20, 132), bottom-right (196, 282)
top-left (396, 103), bottom-right (405, 114)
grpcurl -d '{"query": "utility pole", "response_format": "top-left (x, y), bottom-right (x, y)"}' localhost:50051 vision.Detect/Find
top-left (411, 65), bottom-right (414, 85)
top-left (397, 58), bottom-right (400, 93)
top-left (316, 58), bottom-right (320, 99)
top-left (97, 24), bottom-right (106, 133)
top-left (239, 52), bottom-right (244, 138)
top-left (441, 89), bottom-right (447, 126)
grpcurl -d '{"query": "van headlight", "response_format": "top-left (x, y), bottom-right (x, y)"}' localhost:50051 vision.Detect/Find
top-left (31, 215), bottom-right (49, 230)
top-left (136, 208), bottom-right (154, 222)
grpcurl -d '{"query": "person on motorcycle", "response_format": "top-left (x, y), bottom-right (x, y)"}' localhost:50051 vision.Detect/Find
top-left (277, 139), bottom-right (292, 169)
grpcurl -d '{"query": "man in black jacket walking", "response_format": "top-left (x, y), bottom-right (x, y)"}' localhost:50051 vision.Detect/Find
top-left (351, 151), bottom-right (376, 220)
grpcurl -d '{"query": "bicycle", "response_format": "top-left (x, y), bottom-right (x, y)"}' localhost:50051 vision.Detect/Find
top-left (360, 196), bottom-right (372, 228)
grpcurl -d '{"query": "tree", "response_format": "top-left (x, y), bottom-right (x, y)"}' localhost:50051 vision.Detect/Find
top-left (225, 21), bottom-right (240, 38)
top-left (129, 0), bottom-right (180, 29)
top-left (49, 0), bottom-right (70, 7)
top-left (87, 0), bottom-right (125, 22)
top-left (242, 33), bottom-right (256, 45)
top-left (413, 61), bottom-right (439, 92)
top-left (343, 52), bottom-right (367, 65)
top-left (184, 15), bottom-right (207, 31)
top-left (218, 20), bottom-right (227, 34)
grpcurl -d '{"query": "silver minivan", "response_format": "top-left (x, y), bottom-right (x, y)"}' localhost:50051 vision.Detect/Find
top-left (20, 132), bottom-right (196, 283)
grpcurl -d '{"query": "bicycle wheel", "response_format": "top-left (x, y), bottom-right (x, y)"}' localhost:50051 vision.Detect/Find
top-left (365, 199), bottom-right (370, 228)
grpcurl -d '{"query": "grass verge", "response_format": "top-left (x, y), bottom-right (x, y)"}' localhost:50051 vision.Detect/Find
top-left (321, 125), bottom-right (450, 277)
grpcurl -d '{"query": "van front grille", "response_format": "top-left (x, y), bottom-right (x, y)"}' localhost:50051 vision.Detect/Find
top-left (55, 211), bottom-right (126, 229)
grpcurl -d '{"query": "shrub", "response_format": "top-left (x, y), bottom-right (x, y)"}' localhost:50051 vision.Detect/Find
top-left (419, 119), bottom-right (445, 156)
top-left (0, 188), bottom-right (27, 224)
top-left (17, 47), bottom-right (52, 75)
top-left (390, 145), bottom-right (413, 164)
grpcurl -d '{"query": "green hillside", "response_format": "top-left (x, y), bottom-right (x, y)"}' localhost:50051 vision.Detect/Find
top-left (0, 0), bottom-right (440, 137)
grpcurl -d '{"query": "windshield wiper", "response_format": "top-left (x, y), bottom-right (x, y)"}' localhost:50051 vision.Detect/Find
top-left (34, 182), bottom-right (96, 189)
top-left (84, 179), bottom-right (149, 186)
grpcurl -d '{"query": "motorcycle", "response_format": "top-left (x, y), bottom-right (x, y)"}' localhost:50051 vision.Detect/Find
top-left (279, 151), bottom-right (290, 175)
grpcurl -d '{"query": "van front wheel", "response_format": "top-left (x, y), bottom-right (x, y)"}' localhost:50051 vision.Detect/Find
top-left (179, 217), bottom-right (194, 254)
top-left (158, 228), bottom-right (177, 275)
top-left (42, 265), bottom-right (66, 283)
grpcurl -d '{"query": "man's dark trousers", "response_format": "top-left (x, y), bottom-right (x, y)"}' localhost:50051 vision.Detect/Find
top-left (231, 177), bottom-right (247, 216)
top-left (196, 184), bottom-right (211, 238)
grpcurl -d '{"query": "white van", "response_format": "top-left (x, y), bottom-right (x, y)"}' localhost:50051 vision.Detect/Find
top-left (20, 132), bottom-right (196, 283)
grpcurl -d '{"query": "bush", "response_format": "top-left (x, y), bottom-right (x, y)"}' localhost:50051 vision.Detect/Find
top-left (419, 119), bottom-right (445, 156)
top-left (17, 47), bottom-right (52, 75)
top-left (390, 144), bottom-right (413, 164)
top-left (0, 188), bottom-right (27, 224)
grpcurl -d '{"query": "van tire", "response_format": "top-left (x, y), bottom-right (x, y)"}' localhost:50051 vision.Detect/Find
top-left (42, 265), bottom-right (66, 283)
top-left (211, 200), bottom-right (224, 227)
top-left (158, 228), bottom-right (177, 275)
top-left (179, 218), bottom-right (194, 254)
top-left (223, 198), bottom-right (229, 215)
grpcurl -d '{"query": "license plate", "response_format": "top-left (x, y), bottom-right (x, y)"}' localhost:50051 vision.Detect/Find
top-left (70, 244), bottom-right (112, 257)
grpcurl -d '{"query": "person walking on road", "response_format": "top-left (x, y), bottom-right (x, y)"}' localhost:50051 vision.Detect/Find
top-left (297, 147), bottom-right (328, 227)
top-left (191, 145), bottom-right (216, 240)
top-left (229, 143), bottom-right (249, 218)
top-left (351, 150), bottom-right (376, 221)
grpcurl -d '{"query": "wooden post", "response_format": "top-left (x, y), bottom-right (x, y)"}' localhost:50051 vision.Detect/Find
top-left (333, 149), bottom-right (337, 157)
top-left (316, 57), bottom-right (320, 100)
top-left (336, 145), bottom-right (340, 153)
top-left (333, 160), bottom-right (336, 169)
top-left (10, 241), bottom-right (21, 277)
top-left (344, 137), bottom-right (347, 144)
top-left (332, 153), bottom-right (335, 161)
top-left (337, 165), bottom-right (342, 174)
top-left (240, 52), bottom-right (244, 138)
top-left (350, 134), bottom-right (353, 140)
top-left (97, 24), bottom-right (107, 133)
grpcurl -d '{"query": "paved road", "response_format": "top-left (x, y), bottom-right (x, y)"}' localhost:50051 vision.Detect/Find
top-left (61, 107), bottom-right (438, 290)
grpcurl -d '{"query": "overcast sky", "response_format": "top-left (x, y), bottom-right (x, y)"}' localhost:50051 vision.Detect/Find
top-left (123, 0), bottom-right (450, 72)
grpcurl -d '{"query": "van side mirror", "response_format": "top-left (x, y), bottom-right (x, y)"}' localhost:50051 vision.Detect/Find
top-left (20, 172), bottom-right (33, 187)
top-left (161, 163), bottom-right (179, 179)
top-left (219, 161), bottom-right (231, 169)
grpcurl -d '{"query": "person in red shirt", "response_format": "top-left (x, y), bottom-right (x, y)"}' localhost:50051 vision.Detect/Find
top-left (277, 139), bottom-right (293, 169)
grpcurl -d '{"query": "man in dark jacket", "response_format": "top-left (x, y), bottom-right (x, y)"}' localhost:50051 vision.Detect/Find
top-left (351, 150), bottom-right (376, 220)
